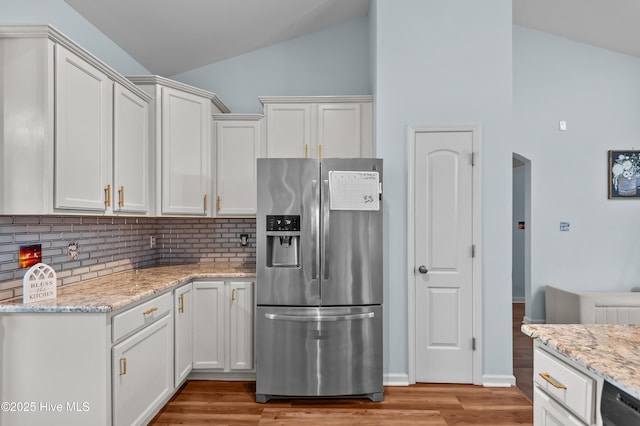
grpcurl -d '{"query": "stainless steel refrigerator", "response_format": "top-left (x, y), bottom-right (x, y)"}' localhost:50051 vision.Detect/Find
top-left (255, 158), bottom-right (383, 403)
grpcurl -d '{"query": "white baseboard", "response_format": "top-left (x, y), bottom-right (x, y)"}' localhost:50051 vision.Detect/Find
top-left (512, 297), bottom-right (525, 303)
top-left (523, 316), bottom-right (545, 324)
top-left (482, 374), bottom-right (516, 387)
top-left (383, 373), bottom-right (410, 386)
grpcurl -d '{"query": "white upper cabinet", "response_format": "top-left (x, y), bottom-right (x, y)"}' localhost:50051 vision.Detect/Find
top-left (263, 103), bottom-right (312, 158)
top-left (0, 25), bottom-right (152, 215)
top-left (55, 45), bottom-right (113, 212)
top-left (213, 114), bottom-right (263, 216)
top-left (260, 96), bottom-right (374, 159)
top-left (113, 83), bottom-right (149, 214)
top-left (128, 76), bottom-right (229, 216)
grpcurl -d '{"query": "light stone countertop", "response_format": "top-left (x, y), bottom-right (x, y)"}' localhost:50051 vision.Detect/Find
top-left (522, 323), bottom-right (640, 400)
top-left (0, 263), bottom-right (256, 314)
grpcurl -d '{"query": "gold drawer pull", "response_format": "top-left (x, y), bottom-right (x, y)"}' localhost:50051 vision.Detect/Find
top-left (118, 186), bottom-right (125, 207)
top-left (104, 184), bottom-right (111, 207)
top-left (539, 372), bottom-right (567, 389)
top-left (119, 357), bottom-right (127, 376)
top-left (143, 307), bottom-right (158, 316)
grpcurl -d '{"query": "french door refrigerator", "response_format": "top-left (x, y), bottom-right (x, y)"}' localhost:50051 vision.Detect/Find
top-left (255, 158), bottom-right (383, 403)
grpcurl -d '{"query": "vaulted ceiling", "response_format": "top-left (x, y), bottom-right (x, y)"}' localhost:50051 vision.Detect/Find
top-left (64, 0), bottom-right (640, 76)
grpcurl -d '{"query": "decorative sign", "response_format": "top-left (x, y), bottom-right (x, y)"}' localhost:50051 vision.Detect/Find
top-left (23, 263), bottom-right (57, 303)
top-left (329, 171), bottom-right (380, 211)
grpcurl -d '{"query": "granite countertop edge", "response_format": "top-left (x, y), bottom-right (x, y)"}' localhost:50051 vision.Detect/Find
top-left (522, 323), bottom-right (640, 401)
top-left (0, 263), bottom-right (256, 314)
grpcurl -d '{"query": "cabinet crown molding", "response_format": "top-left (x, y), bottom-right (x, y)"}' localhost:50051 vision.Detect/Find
top-left (127, 75), bottom-right (230, 113)
top-left (0, 24), bottom-right (152, 103)
top-left (258, 95), bottom-right (373, 105)
top-left (212, 113), bottom-right (263, 121)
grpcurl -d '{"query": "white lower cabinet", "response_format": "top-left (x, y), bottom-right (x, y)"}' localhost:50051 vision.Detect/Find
top-left (112, 314), bottom-right (173, 426)
top-left (174, 283), bottom-right (193, 386)
top-left (533, 343), bottom-right (603, 426)
top-left (193, 280), bottom-right (255, 373)
top-left (0, 276), bottom-right (254, 426)
top-left (534, 386), bottom-right (587, 426)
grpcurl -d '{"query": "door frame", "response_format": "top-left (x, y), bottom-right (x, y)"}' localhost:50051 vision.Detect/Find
top-left (406, 124), bottom-right (483, 385)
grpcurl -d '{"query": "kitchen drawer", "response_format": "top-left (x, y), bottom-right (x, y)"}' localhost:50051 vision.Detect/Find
top-left (112, 292), bottom-right (172, 343)
top-left (534, 347), bottom-right (595, 424)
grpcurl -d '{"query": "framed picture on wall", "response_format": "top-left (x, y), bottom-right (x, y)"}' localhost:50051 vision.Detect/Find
top-left (609, 150), bottom-right (640, 198)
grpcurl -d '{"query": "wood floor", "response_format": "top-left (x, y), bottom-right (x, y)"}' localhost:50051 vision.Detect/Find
top-left (513, 302), bottom-right (534, 400)
top-left (150, 304), bottom-right (534, 425)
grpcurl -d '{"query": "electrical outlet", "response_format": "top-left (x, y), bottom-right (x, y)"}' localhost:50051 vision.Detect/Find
top-left (150, 235), bottom-right (157, 248)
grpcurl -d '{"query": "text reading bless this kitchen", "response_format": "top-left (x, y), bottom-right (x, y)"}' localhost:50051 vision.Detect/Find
top-left (1, 401), bottom-right (90, 413)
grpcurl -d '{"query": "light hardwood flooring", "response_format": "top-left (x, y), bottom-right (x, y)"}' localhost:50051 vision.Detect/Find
top-left (150, 304), bottom-right (534, 425)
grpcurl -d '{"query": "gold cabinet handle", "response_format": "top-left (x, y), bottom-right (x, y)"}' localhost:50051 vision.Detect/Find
top-left (118, 186), bottom-right (125, 208)
top-left (231, 288), bottom-right (236, 301)
top-left (204, 194), bottom-right (207, 213)
top-left (104, 184), bottom-right (111, 207)
top-left (143, 307), bottom-right (158, 316)
top-left (305, 144), bottom-right (309, 158)
top-left (318, 144), bottom-right (323, 160)
top-left (179, 294), bottom-right (184, 313)
top-left (539, 372), bottom-right (567, 389)
top-left (119, 357), bottom-right (127, 376)
top-left (217, 196), bottom-right (221, 212)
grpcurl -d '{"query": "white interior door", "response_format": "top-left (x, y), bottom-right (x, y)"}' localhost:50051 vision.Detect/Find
top-left (413, 129), bottom-right (475, 383)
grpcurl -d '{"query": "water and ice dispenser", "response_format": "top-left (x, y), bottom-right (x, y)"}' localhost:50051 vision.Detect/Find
top-left (266, 215), bottom-right (301, 267)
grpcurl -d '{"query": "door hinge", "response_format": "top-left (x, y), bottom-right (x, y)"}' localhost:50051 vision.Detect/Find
top-left (471, 152), bottom-right (475, 166)
top-left (472, 337), bottom-right (476, 351)
top-left (471, 245), bottom-right (476, 258)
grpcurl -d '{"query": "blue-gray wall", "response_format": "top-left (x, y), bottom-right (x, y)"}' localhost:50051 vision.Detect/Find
top-left (0, 0), bottom-right (149, 75)
top-left (512, 164), bottom-right (526, 300)
top-left (172, 17), bottom-right (371, 113)
top-left (372, 0), bottom-right (514, 381)
top-left (514, 25), bottom-right (640, 322)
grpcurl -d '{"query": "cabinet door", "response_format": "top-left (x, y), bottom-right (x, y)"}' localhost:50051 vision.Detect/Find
top-left (161, 87), bottom-right (211, 215)
top-left (113, 83), bottom-right (149, 214)
top-left (174, 283), bottom-right (193, 386)
top-left (215, 119), bottom-right (260, 215)
top-left (55, 44), bottom-right (113, 212)
top-left (192, 281), bottom-right (225, 369)
top-left (112, 314), bottom-right (173, 426)
top-left (264, 104), bottom-right (312, 158)
top-left (228, 281), bottom-right (255, 371)
top-left (534, 387), bottom-right (586, 426)
top-left (317, 103), bottom-right (371, 158)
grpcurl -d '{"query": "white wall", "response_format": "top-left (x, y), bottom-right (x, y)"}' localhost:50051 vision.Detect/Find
top-left (0, 0), bottom-right (149, 75)
top-left (372, 0), bottom-right (513, 380)
top-left (513, 25), bottom-right (640, 322)
top-left (172, 17), bottom-right (371, 113)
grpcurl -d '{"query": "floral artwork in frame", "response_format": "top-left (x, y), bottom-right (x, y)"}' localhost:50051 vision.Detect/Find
top-left (609, 150), bottom-right (640, 198)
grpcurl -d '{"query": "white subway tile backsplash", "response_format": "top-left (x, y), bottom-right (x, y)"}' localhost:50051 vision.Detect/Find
top-left (0, 215), bottom-right (256, 301)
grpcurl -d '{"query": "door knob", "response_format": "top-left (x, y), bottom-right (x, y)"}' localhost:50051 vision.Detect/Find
top-left (418, 265), bottom-right (428, 274)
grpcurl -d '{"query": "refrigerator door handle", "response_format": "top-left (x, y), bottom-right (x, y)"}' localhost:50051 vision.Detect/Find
top-left (322, 179), bottom-right (330, 280)
top-left (264, 312), bottom-right (375, 322)
top-left (311, 179), bottom-right (319, 280)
